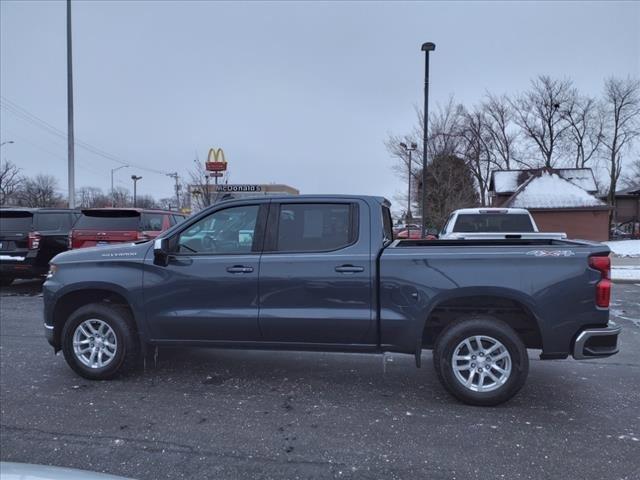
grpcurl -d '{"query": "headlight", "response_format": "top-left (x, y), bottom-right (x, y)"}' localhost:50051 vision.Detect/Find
top-left (46, 264), bottom-right (58, 279)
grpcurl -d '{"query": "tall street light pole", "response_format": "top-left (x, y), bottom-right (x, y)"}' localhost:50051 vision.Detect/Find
top-left (110, 165), bottom-right (128, 206)
top-left (399, 142), bottom-right (417, 222)
top-left (67, 0), bottom-right (76, 208)
top-left (420, 42), bottom-right (435, 239)
top-left (131, 175), bottom-right (142, 207)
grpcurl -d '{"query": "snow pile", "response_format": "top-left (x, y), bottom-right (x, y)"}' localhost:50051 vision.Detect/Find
top-left (605, 240), bottom-right (640, 257)
top-left (510, 173), bottom-right (605, 209)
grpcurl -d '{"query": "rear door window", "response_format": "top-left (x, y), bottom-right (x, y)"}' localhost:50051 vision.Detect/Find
top-left (453, 214), bottom-right (535, 233)
top-left (35, 212), bottom-right (73, 232)
top-left (74, 211), bottom-right (141, 230)
top-left (382, 205), bottom-right (393, 245)
top-left (274, 203), bottom-right (356, 252)
top-left (140, 213), bottom-right (165, 231)
top-left (0, 212), bottom-right (33, 232)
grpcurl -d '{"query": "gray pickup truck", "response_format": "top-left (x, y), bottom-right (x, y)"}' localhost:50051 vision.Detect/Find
top-left (43, 195), bottom-right (620, 405)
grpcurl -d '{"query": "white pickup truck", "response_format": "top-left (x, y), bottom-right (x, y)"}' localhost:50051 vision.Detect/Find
top-left (439, 208), bottom-right (567, 240)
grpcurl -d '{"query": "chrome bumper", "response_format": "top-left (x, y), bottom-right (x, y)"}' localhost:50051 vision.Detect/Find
top-left (573, 326), bottom-right (621, 360)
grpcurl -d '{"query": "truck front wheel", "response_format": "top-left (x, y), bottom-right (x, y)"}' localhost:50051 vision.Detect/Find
top-left (61, 303), bottom-right (140, 380)
top-left (433, 317), bottom-right (529, 406)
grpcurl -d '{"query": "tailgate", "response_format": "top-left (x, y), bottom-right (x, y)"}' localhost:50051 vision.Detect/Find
top-left (71, 210), bottom-right (141, 249)
top-left (71, 230), bottom-right (139, 248)
top-left (0, 211), bottom-right (32, 257)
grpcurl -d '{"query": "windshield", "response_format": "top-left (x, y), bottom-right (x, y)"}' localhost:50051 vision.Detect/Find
top-left (453, 213), bottom-right (535, 233)
top-left (74, 211), bottom-right (141, 230)
top-left (0, 212), bottom-right (33, 232)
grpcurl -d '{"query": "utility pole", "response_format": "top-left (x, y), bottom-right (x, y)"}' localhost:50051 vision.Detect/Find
top-left (110, 165), bottom-right (128, 207)
top-left (131, 175), bottom-right (142, 207)
top-left (167, 172), bottom-right (180, 210)
top-left (66, 0), bottom-right (76, 208)
top-left (420, 42), bottom-right (435, 239)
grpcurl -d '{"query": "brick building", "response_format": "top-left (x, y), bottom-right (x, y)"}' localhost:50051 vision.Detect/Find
top-left (489, 168), bottom-right (610, 242)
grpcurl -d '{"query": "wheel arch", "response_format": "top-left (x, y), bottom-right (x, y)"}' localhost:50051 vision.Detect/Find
top-left (415, 287), bottom-right (543, 365)
top-left (51, 283), bottom-right (143, 351)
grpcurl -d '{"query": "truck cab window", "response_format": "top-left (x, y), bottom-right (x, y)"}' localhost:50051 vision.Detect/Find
top-left (276, 203), bottom-right (354, 252)
top-left (178, 205), bottom-right (259, 254)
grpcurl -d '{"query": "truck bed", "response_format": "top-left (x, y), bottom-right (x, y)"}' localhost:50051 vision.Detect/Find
top-left (380, 238), bottom-right (610, 358)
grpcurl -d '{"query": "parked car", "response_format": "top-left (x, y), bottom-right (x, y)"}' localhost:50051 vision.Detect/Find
top-left (43, 195), bottom-right (619, 406)
top-left (69, 208), bottom-right (187, 249)
top-left (395, 226), bottom-right (438, 240)
top-left (0, 208), bottom-right (80, 286)
top-left (439, 207), bottom-right (566, 240)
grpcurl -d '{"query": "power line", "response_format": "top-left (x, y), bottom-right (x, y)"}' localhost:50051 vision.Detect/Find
top-left (0, 127), bottom-right (128, 187)
top-left (0, 95), bottom-right (169, 176)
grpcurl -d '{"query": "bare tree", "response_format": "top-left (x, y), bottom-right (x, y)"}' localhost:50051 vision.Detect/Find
top-left (458, 106), bottom-right (499, 206)
top-left (17, 174), bottom-right (63, 207)
top-left (600, 77), bottom-right (640, 211)
top-left (482, 93), bottom-right (520, 169)
top-left (135, 195), bottom-right (158, 209)
top-left (511, 76), bottom-right (576, 167)
top-left (423, 96), bottom-right (465, 160)
top-left (189, 157), bottom-right (225, 211)
top-left (0, 159), bottom-right (22, 205)
top-left (416, 155), bottom-right (479, 228)
top-left (386, 97), bottom-right (466, 217)
top-left (622, 157), bottom-right (640, 188)
top-left (76, 186), bottom-right (111, 208)
top-left (111, 186), bottom-right (131, 208)
top-left (562, 95), bottom-right (603, 168)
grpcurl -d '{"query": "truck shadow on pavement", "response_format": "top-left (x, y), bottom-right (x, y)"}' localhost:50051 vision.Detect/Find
top-left (0, 279), bottom-right (44, 297)
top-left (94, 345), bottom-right (610, 414)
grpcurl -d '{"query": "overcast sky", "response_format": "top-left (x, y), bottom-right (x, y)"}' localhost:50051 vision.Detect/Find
top-left (1, 0), bottom-right (638, 205)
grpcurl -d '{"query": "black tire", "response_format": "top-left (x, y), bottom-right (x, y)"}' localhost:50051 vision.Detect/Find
top-left (61, 303), bottom-right (140, 380)
top-left (0, 277), bottom-right (14, 287)
top-left (433, 317), bottom-right (529, 406)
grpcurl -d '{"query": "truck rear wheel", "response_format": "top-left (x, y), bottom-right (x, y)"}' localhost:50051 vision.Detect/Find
top-left (61, 303), bottom-right (140, 380)
top-left (433, 317), bottom-right (529, 406)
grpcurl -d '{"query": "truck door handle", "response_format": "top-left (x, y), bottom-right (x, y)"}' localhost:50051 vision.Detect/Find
top-left (335, 265), bottom-right (364, 274)
top-left (226, 265), bottom-right (254, 274)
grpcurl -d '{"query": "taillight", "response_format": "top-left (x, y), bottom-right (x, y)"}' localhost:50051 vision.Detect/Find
top-left (595, 279), bottom-right (612, 308)
top-left (28, 232), bottom-right (41, 250)
top-left (589, 255), bottom-right (611, 308)
top-left (589, 256), bottom-right (610, 279)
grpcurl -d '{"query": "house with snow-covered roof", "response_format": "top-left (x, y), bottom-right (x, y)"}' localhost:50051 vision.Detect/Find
top-left (488, 167), bottom-right (610, 242)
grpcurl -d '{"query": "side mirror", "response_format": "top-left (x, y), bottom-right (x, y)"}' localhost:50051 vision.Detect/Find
top-left (153, 237), bottom-right (170, 266)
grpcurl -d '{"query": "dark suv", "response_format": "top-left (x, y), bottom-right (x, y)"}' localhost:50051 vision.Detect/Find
top-left (0, 208), bottom-right (80, 286)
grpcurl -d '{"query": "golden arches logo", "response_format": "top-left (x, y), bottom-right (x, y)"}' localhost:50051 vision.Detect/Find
top-left (207, 148), bottom-right (226, 164)
top-left (206, 148), bottom-right (227, 172)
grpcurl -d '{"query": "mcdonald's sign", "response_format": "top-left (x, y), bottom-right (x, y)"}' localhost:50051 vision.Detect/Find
top-left (206, 148), bottom-right (227, 172)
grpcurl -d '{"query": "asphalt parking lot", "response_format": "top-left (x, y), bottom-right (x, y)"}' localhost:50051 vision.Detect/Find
top-left (1, 281), bottom-right (639, 480)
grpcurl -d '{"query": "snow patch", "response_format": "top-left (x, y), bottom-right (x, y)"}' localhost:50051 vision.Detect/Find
top-left (604, 240), bottom-right (640, 258)
top-left (611, 267), bottom-right (640, 282)
top-left (493, 171), bottom-right (521, 194)
top-left (510, 173), bottom-right (604, 209)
